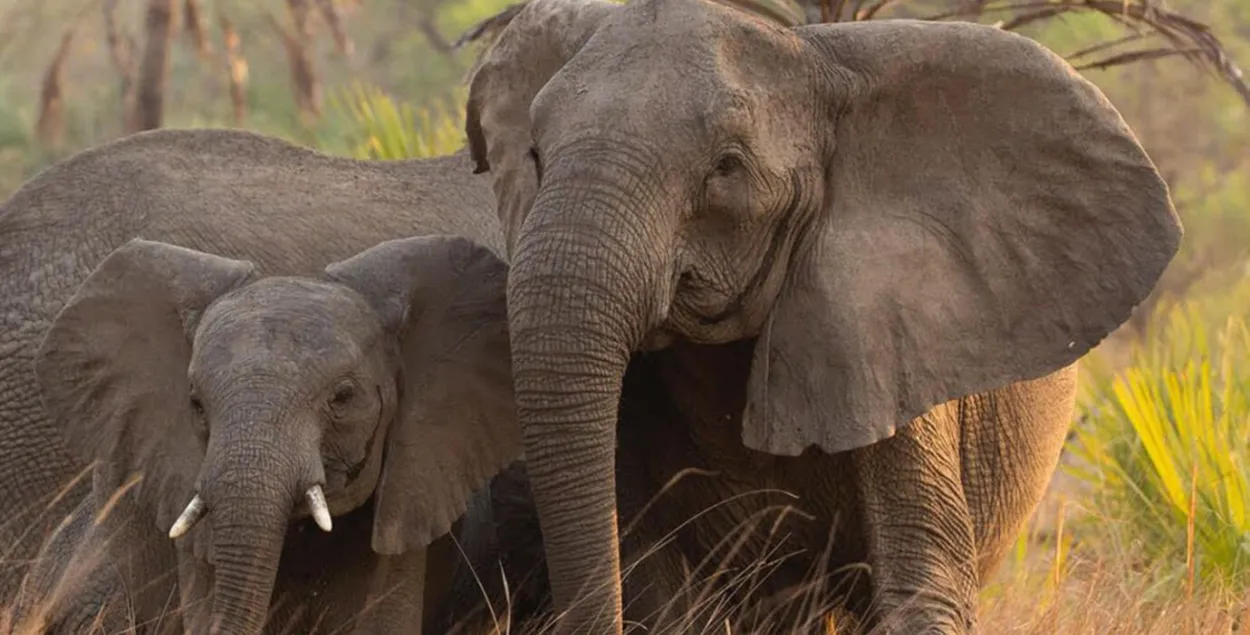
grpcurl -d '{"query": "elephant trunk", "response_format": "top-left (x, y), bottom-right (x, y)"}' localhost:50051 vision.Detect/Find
top-left (506, 154), bottom-right (673, 634)
top-left (206, 486), bottom-right (290, 635)
top-left (174, 410), bottom-right (327, 635)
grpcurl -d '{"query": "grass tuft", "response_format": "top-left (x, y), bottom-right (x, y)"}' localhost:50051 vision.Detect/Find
top-left (1070, 295), bottom-right (1250, 590)
top-left (323, 82), bottom-right (467, 161)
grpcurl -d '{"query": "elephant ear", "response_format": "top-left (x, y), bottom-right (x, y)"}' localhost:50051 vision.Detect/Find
top-left (35, 239), bottom-right (256, 529)
top-left (741, 20), bottom-right (1183, 456)
top-left (464, 0), bottom-right (619, 255)
top-left (324, 235), bottom-right (520, 553)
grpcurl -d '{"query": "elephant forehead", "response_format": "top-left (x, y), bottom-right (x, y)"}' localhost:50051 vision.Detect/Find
top-left (536, 0), bottom-right (796, 141)
top-left (191, 277), bottom-right (382, 372)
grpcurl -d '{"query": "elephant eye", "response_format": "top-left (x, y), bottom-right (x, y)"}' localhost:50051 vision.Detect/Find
top-left (189, 394), bottom-right (206, 416)
top-left (711, 152), bottom-right (743, 176)
top-left (529, 147), bottom-right (544, 183)
top-left (329, 382), bottom-right (356, 410)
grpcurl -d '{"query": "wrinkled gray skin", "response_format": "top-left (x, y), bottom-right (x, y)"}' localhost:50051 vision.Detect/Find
top-left (464, 0), bottom-right (1183, 632)
top-left (0, 128), bottom-right (521, 634)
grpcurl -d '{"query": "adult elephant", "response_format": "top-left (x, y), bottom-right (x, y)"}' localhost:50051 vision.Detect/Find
top-left (0, 128), bottom-right (519, 632)
top-left (463, 0), bottom-right (1183, 632)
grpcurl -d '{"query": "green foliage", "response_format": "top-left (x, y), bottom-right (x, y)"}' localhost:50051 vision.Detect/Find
top-left (320, 82), bottom-right (466, 160)
top-left (1070, 292), bottom-right (1250, 589)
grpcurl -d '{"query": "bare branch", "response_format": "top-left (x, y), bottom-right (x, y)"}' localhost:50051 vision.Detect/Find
top-left (1065, 32), bottom-right (1152, 61)
top-left (910, 1), bottom-right (1250, 108)
top-left (1071, 46), bottom-right (1201, 71)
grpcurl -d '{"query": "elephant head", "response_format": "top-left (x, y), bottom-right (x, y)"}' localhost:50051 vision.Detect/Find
top-left (464, 0), bottom-right (1182, 631)
top-left (35, 236), bottom-right (519, 634)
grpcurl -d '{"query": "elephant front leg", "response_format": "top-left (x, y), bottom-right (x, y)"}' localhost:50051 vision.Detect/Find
top-left (850, 412), bottom-right (978, 635)
top-left (352, 547), bottom-right (428, 634)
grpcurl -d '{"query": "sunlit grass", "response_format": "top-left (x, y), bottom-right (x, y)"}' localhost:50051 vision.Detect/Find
top-left (323, 82), bottom-right (467, 161)
top-left (1070, 295), bottom-right (1250, 590)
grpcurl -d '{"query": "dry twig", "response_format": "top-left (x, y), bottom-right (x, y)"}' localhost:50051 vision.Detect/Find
top-left (907, 1), bottom-right (1250, 106)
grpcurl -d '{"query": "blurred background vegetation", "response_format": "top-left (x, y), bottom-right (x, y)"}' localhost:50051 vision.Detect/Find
top-left (1, 0), bottom-right (1249, 630)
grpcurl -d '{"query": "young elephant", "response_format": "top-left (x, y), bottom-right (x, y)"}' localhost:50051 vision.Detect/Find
top-left (20, 235), bottom-right (517, 635)
top-left (0, 127), bottom-right (522, 633)
top-left (0, 126), bottom-right (504, 603)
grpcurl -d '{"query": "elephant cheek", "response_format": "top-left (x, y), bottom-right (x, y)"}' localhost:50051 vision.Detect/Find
top-left (326, 418), bottom-right (391, 516)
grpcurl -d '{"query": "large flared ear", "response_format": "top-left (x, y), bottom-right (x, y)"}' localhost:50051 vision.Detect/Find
top-left (464, 0), bottom-right (619, 255)
top-left (324, 235), bottom-right (520, 553)
top-left (742, 20), bottom-right (1183, 456)
top-left (35, 239), bottom-right (256, 529)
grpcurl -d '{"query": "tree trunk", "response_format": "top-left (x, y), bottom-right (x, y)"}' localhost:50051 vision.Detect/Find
top-left (131, 0), bottom-right (176, 133)
top-left (219, 13), bottom-right (248, 127)
top-left (35, 29), bottom-right (75, 149)
top-left (269, 0), bottom-right (321, 124)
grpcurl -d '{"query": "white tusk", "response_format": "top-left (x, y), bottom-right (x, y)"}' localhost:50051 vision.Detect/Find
top-left (306, 485), bottom-right (333, 532)
top-left (169, 495), bottom-right (206, 539)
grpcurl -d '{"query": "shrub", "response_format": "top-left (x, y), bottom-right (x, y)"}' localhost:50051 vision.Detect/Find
top-left (1070, 291), bottom-right (1250, 590)
top-left (320, 82), bottom-right (466, 160)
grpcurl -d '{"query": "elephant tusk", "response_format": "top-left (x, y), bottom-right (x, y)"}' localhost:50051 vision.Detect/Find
top-left (306, 485), bottom-right (333, 532)
top-left (169, 495), bottom-right (206, 539)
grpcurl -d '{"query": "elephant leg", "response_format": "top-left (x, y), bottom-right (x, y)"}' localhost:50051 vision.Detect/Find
top-left (850, 410), bottom-right (978, 635)
top-left (959, 366), bottom-right (1077, 580)
top-left (352, 547), bottom-right (428, 634)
